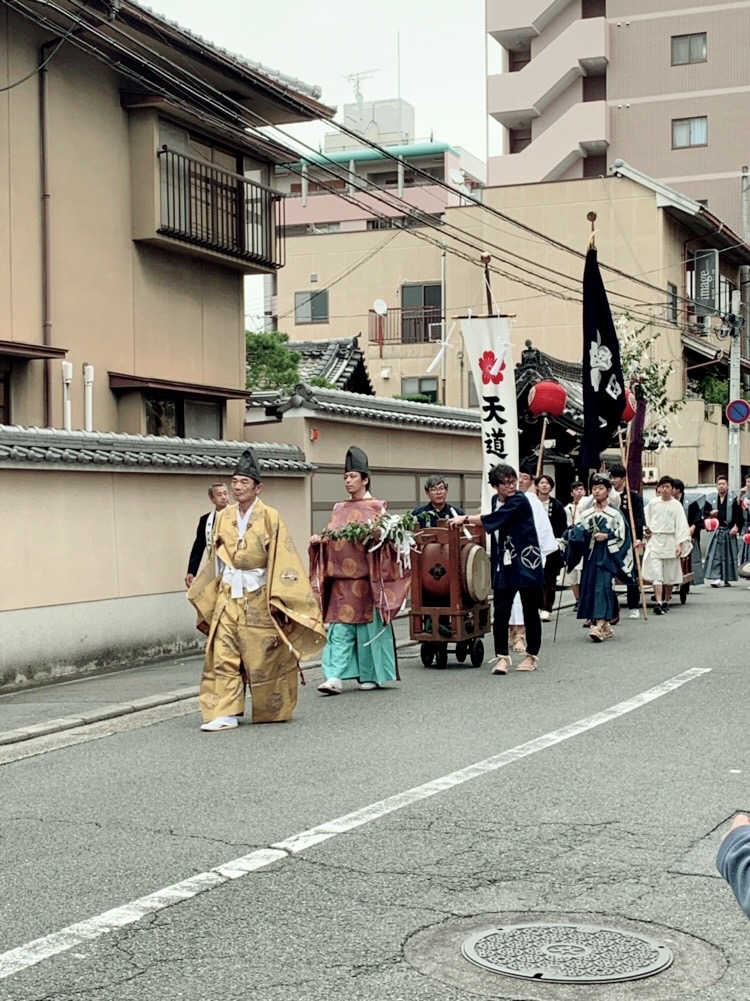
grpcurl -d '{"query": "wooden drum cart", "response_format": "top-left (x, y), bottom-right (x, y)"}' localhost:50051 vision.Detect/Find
top-left (409, 523), bottom-right (492, 669)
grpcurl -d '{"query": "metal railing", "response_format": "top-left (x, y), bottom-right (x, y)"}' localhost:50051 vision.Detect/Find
top-left (368, 306), bottom-right (443, 346)
top-left (157, 147), bottom-right (285, 268)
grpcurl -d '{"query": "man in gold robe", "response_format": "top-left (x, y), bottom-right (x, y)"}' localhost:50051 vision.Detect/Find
top-left (188, 448), bottom-right (326, 731)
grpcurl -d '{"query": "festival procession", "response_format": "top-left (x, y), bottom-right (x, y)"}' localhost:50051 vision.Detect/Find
top-left (187, 240), bottom-right (750, 731)
top-left (7, 3), bottom-right (750, 995)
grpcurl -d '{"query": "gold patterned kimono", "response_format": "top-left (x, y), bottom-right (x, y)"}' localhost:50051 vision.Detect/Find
top-left (188, 499), bottom-right (326, 724)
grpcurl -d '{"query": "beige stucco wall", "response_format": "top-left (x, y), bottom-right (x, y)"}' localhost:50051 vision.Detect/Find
top-left (0, 466), bottom-right (310, 681)
top-left (245, 410), bottom-right (484, 532)
top-left (0, 11), bottom-right (247, 439)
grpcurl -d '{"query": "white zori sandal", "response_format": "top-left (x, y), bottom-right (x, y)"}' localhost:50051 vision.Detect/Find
top-left (490, 655), bottom-right (511, 675)
top-left (516, 655), bottom-right (539, 672)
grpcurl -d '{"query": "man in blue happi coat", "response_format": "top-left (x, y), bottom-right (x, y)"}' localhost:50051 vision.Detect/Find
top-left (449, 463), bottom-right (544, 675)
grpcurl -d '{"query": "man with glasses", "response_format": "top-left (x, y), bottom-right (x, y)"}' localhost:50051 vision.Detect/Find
top-left (413, 475), bottom-right (465, 528)
top-left (449, 464), bottom-right (544, 675)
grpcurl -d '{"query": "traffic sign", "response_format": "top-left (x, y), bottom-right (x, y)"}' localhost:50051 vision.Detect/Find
top-left (726, 398), bottom-right (750, 425)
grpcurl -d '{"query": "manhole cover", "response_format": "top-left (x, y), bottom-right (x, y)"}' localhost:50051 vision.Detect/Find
top-left (462, 923), bottom-right (673, 984)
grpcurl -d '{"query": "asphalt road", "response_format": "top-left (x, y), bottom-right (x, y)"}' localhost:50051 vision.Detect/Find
top-left (2, 585), bottom-right (749, 1001)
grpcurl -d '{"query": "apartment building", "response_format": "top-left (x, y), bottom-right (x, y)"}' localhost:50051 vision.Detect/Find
top-left (269, 97), bottom-right (485, 343)
top-left (486, 0), bottom-right (750, 231)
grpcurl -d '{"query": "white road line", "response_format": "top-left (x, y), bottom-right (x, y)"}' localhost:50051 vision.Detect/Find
top-left (0, 667), bottom-right (710, 982)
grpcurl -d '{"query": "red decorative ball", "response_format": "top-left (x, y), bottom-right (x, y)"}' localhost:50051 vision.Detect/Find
top-left (527, 380), bottom-right (567, 418)
top-left (621, 389), bottom-right (637, 423)
top-left (744, 530), bottom-right (750, 545)
top-left (704, 517), bottom-right (719, 532)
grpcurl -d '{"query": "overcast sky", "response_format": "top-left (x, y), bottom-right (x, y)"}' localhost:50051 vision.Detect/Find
top-left (149, 0), bottom-right (487, 155)
top-left (148, 0), bottom-right (489, 326)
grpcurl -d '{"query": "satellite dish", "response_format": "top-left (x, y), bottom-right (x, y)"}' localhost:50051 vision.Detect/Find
top-left (373, 298), bottom-right (388, 316)
top-left (449, 168), bottom-right (465, 185)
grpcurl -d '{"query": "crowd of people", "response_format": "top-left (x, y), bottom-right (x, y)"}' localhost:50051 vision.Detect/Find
top-left (183, 451), bottom-right (750, 728)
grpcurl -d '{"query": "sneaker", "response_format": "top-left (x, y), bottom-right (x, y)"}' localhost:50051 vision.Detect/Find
top-left (653, 604), bottom-right (663, 615)
top-left (317, 678), bottom-right (343, 695)
top-left (200, 716), bottom-right (238, 732)
top-left (540, 610), bottom-right (551, 622)
top-left (710, 581), bottom-right (723, 588)
top-left (358, 682), bottom-right (379, 691)
top-left (629, 609), bottom-right (641, 620)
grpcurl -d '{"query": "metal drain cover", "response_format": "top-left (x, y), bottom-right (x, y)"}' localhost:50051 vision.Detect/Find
top-left (462, 923), bottom-right (673, 984)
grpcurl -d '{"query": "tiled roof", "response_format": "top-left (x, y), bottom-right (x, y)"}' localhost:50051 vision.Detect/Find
top-left (287, 337), bottom-right (374, 393)
top-left (516, 340), bottom-right (584, 430)
top-left (0, 426), bottom-right (310, 474)
top-left (248, 384), bottom-right (481, 433)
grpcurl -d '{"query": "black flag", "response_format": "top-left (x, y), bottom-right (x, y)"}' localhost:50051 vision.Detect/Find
top-left (581, 248), bottom-right (626, 472)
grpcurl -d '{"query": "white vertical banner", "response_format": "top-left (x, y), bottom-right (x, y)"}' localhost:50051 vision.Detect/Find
top-left (460, 315), bottom-right (519, 514)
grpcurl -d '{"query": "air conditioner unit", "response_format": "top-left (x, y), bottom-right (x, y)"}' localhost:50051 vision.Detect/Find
top-left (642, 467), bottom-right (659, 484)
top-left (428, 322), bottom-right (444, 342)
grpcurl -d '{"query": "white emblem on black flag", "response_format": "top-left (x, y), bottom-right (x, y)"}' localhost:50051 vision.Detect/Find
top-left (582, 248), bottom-right (626, 471)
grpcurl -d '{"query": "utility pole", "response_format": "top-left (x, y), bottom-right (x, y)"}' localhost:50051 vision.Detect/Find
top-left (734, 166), bottom-right (750, 490)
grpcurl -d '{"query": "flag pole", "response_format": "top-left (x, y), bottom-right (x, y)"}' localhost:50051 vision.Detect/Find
top-left (618, 426), bottom-right (649, 621)
top-left (481, 253), bottom-right (493, 316)
top-left (587, 211), bottom-right (597, 250)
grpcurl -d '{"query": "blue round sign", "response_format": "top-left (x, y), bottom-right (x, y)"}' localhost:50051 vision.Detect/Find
top-left (726, 399), bottom-right (750, 425)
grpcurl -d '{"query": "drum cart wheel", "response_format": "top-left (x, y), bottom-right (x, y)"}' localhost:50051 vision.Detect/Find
top-left (455, 641), bottom-right (469, 663)
top-left (679, 583), bottom-right (689, 604)
top-left (420, 643), bottom-right (435, 668)
top-left (469, 638), bottom-right (485, 668)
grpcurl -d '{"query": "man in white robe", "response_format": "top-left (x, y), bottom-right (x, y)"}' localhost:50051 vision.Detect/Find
top-left (642, 475), bottom-right (691, 614)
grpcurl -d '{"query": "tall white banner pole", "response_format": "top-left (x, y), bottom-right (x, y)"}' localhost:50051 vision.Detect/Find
top-left (460, 314), bottom-right (519, 514)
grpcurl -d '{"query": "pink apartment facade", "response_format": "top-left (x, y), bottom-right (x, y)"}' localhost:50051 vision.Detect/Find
top-left (486, 0), bottom-right (750, 232)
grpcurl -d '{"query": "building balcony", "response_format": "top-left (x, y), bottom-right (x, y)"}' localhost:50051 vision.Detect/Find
top-left (368, 306), bottom-right (443, 346)
top-left (154, 148), bottom-right (285, 271)
top-left (130, 121), bottom-right (285, 275)
top-left (488, 101), bottom-right (609, 186)
top-left (486, 0), bottom-right (576, 48)
top-left (487, 18), bottom-right (608, 128)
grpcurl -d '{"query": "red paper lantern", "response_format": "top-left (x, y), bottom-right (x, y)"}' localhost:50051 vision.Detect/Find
top-left (621, 389), bottom-right (637, 423)
top-left (527, 380), bottom-right (567, 418)
top-left (744, 531), bottom-right (750, 545)
top-left (704, 517), bottom-right (719, 532)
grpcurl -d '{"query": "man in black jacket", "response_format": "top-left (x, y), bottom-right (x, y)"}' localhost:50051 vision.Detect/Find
top-left (412, 474), bottom-right (465, 528)
top-left (185, 482), bottom-right (229, 588)
top-left (609, 463), bottom-right (644, 619)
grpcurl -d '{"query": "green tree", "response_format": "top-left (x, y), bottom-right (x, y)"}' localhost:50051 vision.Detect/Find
top-left (245, 331), bottom-right (299, 392)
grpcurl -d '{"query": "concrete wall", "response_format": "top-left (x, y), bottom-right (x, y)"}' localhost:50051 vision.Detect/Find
top-left (0, 467), bottom-right (309, 685)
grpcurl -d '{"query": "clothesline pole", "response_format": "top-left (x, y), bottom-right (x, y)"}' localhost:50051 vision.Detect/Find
top-left (618, 427), bottom-right (649, 621)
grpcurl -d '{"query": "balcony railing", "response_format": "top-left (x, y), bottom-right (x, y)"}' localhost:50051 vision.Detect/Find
top-left (157, 147), bottom-right (285, 269)
top-left (368, 306), bottom-right (443, 346)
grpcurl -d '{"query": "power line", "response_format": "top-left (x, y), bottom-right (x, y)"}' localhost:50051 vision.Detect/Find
top-left (0, 21), bottom-right (79, 92)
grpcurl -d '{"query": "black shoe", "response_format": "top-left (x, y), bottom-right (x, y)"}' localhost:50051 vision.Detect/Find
top-left (653, 604), bottom-right (663, 615)
top-left (661, 603), bottom-right (671, 613)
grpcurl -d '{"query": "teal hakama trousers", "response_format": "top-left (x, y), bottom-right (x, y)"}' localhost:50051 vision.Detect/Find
top-left (321, 611), bottom-right (397, 684)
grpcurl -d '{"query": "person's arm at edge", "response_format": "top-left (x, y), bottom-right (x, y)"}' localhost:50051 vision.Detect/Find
top-left (717, 815), bottom-right (750, 919)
